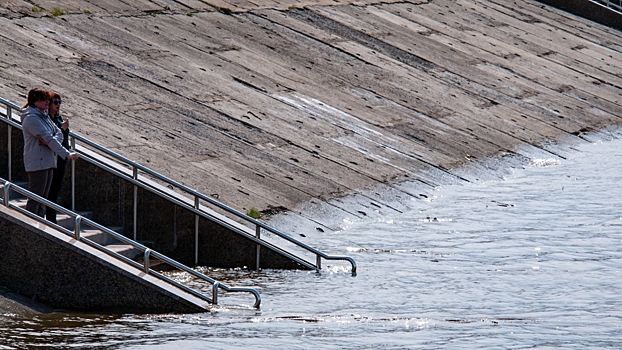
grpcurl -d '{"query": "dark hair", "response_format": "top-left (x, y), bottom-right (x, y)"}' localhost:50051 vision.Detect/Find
top-left (22, 87), bottom-right (50, 109)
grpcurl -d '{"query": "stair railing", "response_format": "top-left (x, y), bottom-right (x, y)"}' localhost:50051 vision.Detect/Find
top-left (1, 178), bottom-right (261, 308)
top-left (591, 0), bottom-right (622, 13)
top-left (0, 97), bottom-right (357, 276)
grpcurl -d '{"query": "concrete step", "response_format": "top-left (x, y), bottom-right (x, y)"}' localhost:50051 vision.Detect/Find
top-left (134, 258), bottom-right (177, 272)
top-left (107, 244), bottom-right (142, 260)
top-left (7, 182), bottom-right (28, 200)
top-left (75, 225), bottom-right (141, 262)
top-left (9, 198), bottom-right (84, 228)
top-left (81, 227), bottom-right (124, 246)
top-left (83, 230), bottom-right (143, 262)
top-left (9, 198), bottom-right (141, 261)
top-left (10, 198), bottom-right (27, 209)
top-left (57, 211), bottom-right (93, 231)
top-left (8, 195), bottom-right (146, 272)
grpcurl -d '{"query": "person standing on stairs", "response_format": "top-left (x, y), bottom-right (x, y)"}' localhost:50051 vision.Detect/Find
top-left (21, 88), bottom-right (79, 217)
top-left (45, 91), bottom-right (70, 224)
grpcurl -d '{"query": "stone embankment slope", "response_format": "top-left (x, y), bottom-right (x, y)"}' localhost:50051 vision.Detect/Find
top-left (1, 0), bottom-right (621, 228)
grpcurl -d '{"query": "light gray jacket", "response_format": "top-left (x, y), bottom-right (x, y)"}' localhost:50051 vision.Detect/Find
top-left (21, 106), bottom-right (70, 172)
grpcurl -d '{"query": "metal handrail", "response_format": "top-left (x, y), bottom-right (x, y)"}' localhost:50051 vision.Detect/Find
top-left (0, 96), bottom-right (357, 276)
top-left (76, 150), bottom-right (320, 271)
top-left (0, 178), bottom-right (261, 308)
top-left (69, 131), bottom-right (356, 274)
top-left (590, 0), bottom-right (622, 13)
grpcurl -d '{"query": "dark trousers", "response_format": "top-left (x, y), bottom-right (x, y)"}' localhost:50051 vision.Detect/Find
top-left (46, 157), bottom-right (67, 224)
top-left (26, 168), bottom-right (54, 217)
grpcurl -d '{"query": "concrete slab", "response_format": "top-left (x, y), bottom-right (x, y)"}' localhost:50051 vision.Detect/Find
top-left (1, 0), bottom-right (621, 235)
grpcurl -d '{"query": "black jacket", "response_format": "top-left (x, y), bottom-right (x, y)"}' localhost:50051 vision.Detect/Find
top-left (50, 114), bottom-right (70, 150)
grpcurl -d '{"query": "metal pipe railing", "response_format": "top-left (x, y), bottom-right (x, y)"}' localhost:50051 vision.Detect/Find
top-left (0, 178), bottom-right (261, 308)
top-left (74, 150), bottom-right (319, 271)
top-left (194, 196), bottom-right (199, 266)
top-left (71, 136), bottom-right (76, 211)
top-left (132, 166), bottom-right (138, 241)
top-left (70, 132), bottom-right (356, 273)
top-left (7, 124), bottom-right (11, 183)
top-left (0, 97), bottom-right (357, 276)
top-left (255, 225), bottom-right (261, 270)
top-left (591, 0), bottom-right (622, 13)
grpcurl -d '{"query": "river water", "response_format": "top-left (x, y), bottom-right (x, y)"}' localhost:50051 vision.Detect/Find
top-left (2, 134), bottom-right (622, 349)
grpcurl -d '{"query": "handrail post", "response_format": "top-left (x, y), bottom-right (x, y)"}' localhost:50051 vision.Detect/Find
top-left (3, 181), bottom-right (10, 207)
top-left (74, 215), bottom-right (82, 240)
top-left (7, 124), bottom-right (11, 183)
top-left (316, 255), bottom-right (321, 270)
top-left (212, 282), bottom-right (220, 305)
top-left (144, 248), bottom-right (151, 273)
top-left (71, 136), bottom-right (76, 211)
top-left (133, 166), bottom-right (138, 241)
top-left (255, 225), bottom-right (261, 270)
top-left (194, 196), bottom-right (199, 266)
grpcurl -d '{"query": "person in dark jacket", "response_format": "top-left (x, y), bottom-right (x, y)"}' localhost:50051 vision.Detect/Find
top-left (21, 88), bottom-right (79, 217)
top-left (45, 91), bottom-right (71, 223)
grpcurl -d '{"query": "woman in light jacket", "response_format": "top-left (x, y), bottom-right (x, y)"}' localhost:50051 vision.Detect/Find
top-left (21, 87), bottom-right (79, 217)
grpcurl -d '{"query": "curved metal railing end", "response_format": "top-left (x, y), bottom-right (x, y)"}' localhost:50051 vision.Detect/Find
top-left (323, 255), bottom-right (357, 276)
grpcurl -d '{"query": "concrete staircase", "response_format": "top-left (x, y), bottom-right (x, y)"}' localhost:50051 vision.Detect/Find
top-left (1, 179), bottom-right (262, 311)
top-left (2, 96), bottom-right (356, 278)
top-left (9, 185), bottom-right (141, 260)
top-left (0, 202), bottom-right (211, 313)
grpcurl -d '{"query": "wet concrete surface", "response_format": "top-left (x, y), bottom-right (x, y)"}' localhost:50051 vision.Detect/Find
top-left (0, 286), bottom-right (56, 315)
top-left (1, 0), bottom-right (621, 230)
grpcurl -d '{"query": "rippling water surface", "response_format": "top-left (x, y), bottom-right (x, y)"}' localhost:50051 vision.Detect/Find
top-left (2, 137), bottom-right (622, 349)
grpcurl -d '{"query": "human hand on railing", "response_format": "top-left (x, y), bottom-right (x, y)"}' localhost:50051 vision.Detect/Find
top-left (37, 135), bottom-right (47, 145)
top-left (66, 152), bottom-right (79, 160)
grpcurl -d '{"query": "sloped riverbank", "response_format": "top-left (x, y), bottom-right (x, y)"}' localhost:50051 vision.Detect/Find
top-left (1, 0), bottom-right (621, 231)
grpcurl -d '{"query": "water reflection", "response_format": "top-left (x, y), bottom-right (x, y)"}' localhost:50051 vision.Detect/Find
top-left (2, 138), bottom-right (622, 348)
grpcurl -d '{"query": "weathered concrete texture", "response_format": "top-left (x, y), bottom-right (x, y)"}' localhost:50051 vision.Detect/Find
top-left (0, 204), bottom-right (207, 313)
top-left (1, 0), bottom-right (622, 228)
top-left (537, 0), bottom-right (622, 31)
